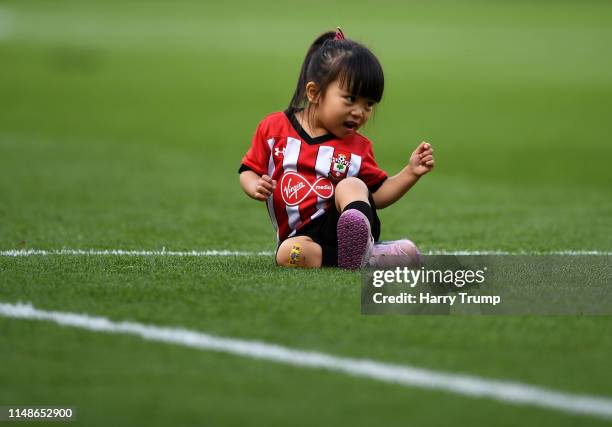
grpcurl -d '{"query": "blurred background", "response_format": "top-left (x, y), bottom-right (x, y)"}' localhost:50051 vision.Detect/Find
top-left (2, 2), bottom-right (612, 426)
top-left (1, 0), bottom-right (611, 252)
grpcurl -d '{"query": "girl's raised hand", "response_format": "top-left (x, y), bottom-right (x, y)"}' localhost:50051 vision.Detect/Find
top-left (408, 142), bottom-right (435, 177)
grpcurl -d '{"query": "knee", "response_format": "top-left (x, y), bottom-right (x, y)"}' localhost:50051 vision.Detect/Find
top-left (276, 240), bottom-right (304, 267)
top-left (336, 177), bottom-right (367, 194)
top-left (275, 239), bottom-right (322, 268)
top-left (335, 177), bottom-right (369, 211)
top-left (276, 242), bottom-right (292, 267)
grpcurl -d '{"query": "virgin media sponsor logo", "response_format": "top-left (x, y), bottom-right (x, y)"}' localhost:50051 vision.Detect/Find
top-left (280, 171), bottom-right (334, 206)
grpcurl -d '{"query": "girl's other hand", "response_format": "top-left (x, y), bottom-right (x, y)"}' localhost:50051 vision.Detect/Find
top-left (408, 142), bottom-right (435, 177)
top-left (253, 175), bottom-right (277, 201)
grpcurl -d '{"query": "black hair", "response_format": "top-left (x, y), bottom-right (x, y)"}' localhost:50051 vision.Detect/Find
top-left (289, 31), bottom-right (384, 110)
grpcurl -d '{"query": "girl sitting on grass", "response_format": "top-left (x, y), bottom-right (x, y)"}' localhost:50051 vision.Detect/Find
top-left (239, 28), bottom-right (434, 269)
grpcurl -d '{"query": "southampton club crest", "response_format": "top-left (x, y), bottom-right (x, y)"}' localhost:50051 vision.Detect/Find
top-left (329, 152), bottom-right (351, 182)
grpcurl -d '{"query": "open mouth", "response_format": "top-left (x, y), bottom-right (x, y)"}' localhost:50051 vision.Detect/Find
top-left (343, 121), bottom-right (358, 130)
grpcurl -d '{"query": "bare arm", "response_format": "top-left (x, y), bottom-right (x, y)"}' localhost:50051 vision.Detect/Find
top-left (240, 170), bottom-right (277, 201)
top-left (372, 142), bottom-right (435, 209)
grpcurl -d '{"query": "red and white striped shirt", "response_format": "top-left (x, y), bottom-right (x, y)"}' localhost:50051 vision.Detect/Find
top-left (241, 109), bottom-right (387, 243)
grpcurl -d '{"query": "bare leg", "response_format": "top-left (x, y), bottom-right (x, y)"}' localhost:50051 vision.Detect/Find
top-left (276, 236), bottom-right (323, 268)
top-left (334, 177), bottom-right (369, 212)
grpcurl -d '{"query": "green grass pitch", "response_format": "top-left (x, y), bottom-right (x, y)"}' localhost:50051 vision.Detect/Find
top-left (1, 1), bottom-right (612, 425)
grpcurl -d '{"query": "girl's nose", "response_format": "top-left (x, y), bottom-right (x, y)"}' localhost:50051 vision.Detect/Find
top-left (351, 107), bottom-right (364, 119)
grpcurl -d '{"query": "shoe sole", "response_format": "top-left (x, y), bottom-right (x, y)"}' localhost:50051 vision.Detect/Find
top-left (337, 209), bottom-right (372, 270)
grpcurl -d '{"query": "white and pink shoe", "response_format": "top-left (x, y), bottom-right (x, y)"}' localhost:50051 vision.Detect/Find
top-left (337, 209), bottom-right (374, 270)
top-left (337, 209), bottom-right (421, 269)
top-left (367, 239), bottom-right (421, 268)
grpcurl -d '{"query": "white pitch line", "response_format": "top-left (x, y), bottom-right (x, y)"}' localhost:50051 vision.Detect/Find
top-left (1, 248), bottom-right (611, 257)
top-left (0, 249), bottom-right (275, 257)
top-left (424, 250), bottom-right (612, 256)
top-left (1, 301), bottom-right (611, 420)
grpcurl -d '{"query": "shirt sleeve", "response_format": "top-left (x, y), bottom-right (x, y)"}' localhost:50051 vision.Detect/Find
top-left (240, 120), bottom-right (270, 176)
top-left (358, 142), bottom-right (387, 192)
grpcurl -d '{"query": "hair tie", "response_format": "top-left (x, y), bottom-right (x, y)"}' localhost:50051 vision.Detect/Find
top-left (334, 27), bottom-right (345, 40)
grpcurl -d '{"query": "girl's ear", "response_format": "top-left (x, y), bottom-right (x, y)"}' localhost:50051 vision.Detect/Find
top-left (305, 82), bottom-right (320, 104)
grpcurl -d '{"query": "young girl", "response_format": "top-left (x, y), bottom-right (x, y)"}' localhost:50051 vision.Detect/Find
top-left (239, 28), bottom-right (435, 269)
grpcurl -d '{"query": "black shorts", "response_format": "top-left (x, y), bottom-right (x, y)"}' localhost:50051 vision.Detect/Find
top-left (280, 193), bottom-right (381, 266)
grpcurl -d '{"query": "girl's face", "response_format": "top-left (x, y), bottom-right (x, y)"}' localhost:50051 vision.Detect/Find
top-left (312, 79), bottom-right (376, 138)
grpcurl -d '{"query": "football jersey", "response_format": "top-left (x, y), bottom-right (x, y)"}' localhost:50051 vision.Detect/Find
top-left (240, 109), bottom-right (387, 243)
